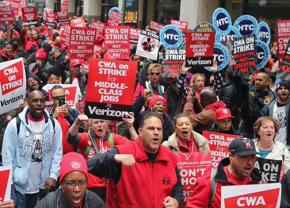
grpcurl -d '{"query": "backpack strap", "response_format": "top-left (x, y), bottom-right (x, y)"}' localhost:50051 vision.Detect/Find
top-left (108, 133), bottom-right (115, 147)
top-left (49, 116), bottom-right (55, 134)
top-left (16, 115), bottom-right (21, 135)
top-left (209, 168), bottom-right (217, 207)
top-left (16, 115), bottom-right (55, 135)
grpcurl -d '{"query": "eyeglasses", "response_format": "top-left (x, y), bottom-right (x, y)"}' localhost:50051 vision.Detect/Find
top-left (63, 180), bottom-right (87, 189)
top-left (150, 72), bottom-right (160, 76)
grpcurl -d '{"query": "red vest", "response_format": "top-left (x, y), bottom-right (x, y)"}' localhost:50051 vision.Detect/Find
top-left (106, 137), bottom-right (178, 208)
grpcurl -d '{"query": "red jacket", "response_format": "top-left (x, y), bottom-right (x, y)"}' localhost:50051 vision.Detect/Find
top-left (106, 137), bottom-right (178, 208)
top-left (78, 132), bottom-right (128, 188)
top-left (186, 158), bottom-right (262, 208)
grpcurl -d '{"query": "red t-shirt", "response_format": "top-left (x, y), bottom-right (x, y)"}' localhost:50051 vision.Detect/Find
top-left (178, 135), bottom-right (199, 153)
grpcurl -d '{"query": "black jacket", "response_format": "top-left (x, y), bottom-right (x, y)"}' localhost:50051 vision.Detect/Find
top-left (35, 188), bottom-right (105, 208)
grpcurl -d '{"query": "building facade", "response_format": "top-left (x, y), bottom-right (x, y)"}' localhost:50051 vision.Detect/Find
top-left (46, 0), bottom-right (290, 32)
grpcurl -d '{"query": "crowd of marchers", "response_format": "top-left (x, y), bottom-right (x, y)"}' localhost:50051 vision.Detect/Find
top-left (1, 15), bottom-right (290, 208)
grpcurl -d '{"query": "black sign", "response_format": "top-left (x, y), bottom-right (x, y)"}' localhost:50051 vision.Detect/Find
top-left (255, 157), bottom-right (282, 183)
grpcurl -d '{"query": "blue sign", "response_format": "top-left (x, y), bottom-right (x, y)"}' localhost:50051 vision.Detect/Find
top-left (212, 8), bottom-right (232, 34)
top-left (205, 43), bottom-right (230, 71)
top-left (109, 7), bottom-right (122, 16)
top-left (234, 15), bottom-right (258, 36)
top-left (256, 21), bottom-right (271, 46)
top-left (160, 24), bottom-right (183, 49)
top-left (256, 40), bottom-right (270, 70)
top-left (215, 26), bottom-right (241, 45)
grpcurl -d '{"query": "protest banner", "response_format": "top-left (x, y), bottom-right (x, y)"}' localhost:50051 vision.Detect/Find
top-left (232, 35), bottom-right (256, 73)
top-left (177, 152), bottom-right (212, 203)
top-left (0, 58), bottom-right (26, 115)
top-left (193, 22), bottom-right (215, 32)
top-left (60, 25), bottom-right (70, 47)
top-left (22, 7), bottom-right (38, 25)
top-left (44, 8), bottom-right (57, 27)
top-left (107, 7), bottom-right (122, 26)
top-left (277, 20), bottom-right (290, 64)
top-left (170, 19), bottom-right (188, 33)
top-left (68, 27), bottom-right (96, 59)
top-left (234, 15), bottom-right (258, 36)
top-left (91, 21), bottom-right (105, 38)
top-left (221, 183), bottom-right (281, 208)
top-left (42, 84), bottom-right (80, 110)
top-left (56, 0), bottom-right (69, 26)
top-left (104, 26), bottom-right (130, 60)
top-left (71, 16), bottom-right (86, 27)
top-left (203, 131), bottom-right (240, 168)
top-left (164, 48), bottom-right (185, 65)
top-left (185, 32), bottom-right (215, 67)
top-left (129, 28), bottom-right (141, 47)
top-left (215, 26), bottom-right (240, 46)
top-left (256, 40), bottom-right (270, 70)
top-left (282, 39), bottom-right (290, 70)
top-left (136, 29), bottom-right (160, 60)
top-left (0, 166), bottom-right (12, 203)
top-left (255, 157), bottom-right (282, 183)
top-left (0, 2), bottom-right (14, 25)
top-left (256, 21), bottom-right (271, 46)
top-left (5, 0), bottom-right (21, 17)
top-left (85, 59), bottom-right (137, 120)
top-left (205, 43), bottom-right (230, 71)
top-left (212, 7), bottom-right (232, 34)
top-left (147, 20), bottom-right (164, 33)
top-left (160, 24), bottom-right (183, 49)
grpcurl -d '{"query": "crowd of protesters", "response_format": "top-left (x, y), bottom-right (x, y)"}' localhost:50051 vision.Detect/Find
top-left (0, 11), bottom-right (290, 208)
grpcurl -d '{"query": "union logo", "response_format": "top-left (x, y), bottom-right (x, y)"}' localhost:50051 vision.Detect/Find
top-left (162, 175), bottom-right (171, 185)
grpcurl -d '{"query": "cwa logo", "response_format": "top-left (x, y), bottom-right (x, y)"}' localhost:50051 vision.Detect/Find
top-left (224, 188), bottom-right (280, 208)
top-left (0, 61), bottom-right (24, 95)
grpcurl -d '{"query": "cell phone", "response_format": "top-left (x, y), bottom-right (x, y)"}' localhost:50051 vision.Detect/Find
top-left (58, 97), bottom-right (66, 106)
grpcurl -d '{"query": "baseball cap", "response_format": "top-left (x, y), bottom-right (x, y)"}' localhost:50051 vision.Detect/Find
top-left (229, 137), bottom-right (258, 156)
top-left (70, 59), bottom-right (82, 68)
top-left (59, 152), bottom-right (88, 183)
top-left (276, 80), bottom-right (290, 92)
top-left (215, 108), bottom-right (233, 121)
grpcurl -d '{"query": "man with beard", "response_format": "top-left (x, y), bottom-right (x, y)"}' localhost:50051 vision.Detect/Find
top-left (88, 112), bottom-right (182, 208)
top-left (261, 80), bottom-right (290, 147)
top-left (186, 138), bottom-right (262, 208)
top-left (67, 115), bottom-right (132, 201)
top-left (1, 90), bottom-right (62, 208)
top-left (238, 71), bottom-right (275, 138)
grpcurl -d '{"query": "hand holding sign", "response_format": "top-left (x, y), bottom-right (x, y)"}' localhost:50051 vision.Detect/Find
top-left (75, 114), bottom-right (89, 126)
top-left (122, 112), bottom-right (135, 128)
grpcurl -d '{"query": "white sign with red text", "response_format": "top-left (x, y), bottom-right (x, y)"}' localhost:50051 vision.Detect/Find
top-left (0, 58), bottom-right (26, 115)
top-left (221, 183), bottom-right (281, 208)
